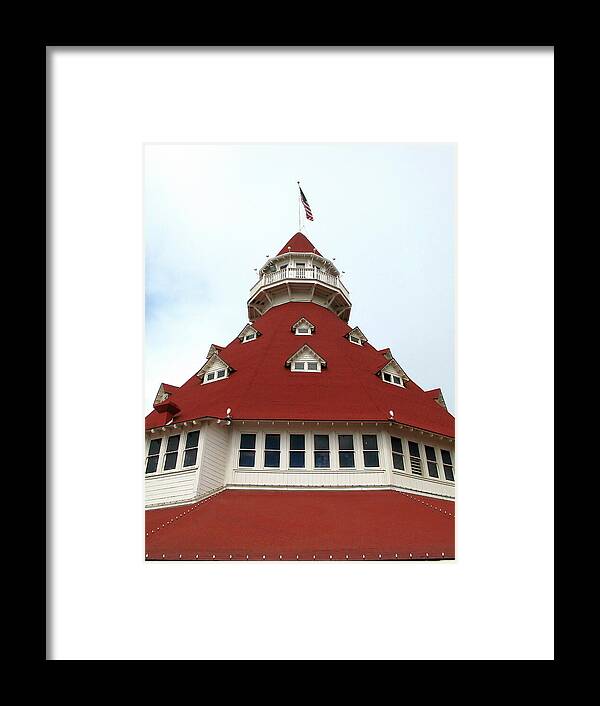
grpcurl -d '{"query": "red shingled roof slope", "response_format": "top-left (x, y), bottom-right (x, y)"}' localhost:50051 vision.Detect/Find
top-left (145, 301), bottom-right (454, 436)
top-left (145, 489), bottom-right (455, 560)
top-left (277, 232), bottom-right (322, 256)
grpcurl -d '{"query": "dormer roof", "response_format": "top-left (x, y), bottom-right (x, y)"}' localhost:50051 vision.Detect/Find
top-left (377, 357), bottom-right (409, 381)
top-left (237, 323), bottom-right (261, 341)
top-left (425, 388), bottom-right (448, 410)
top-left (285, 344), bottom-right (327, 368)
top-left (206, 344), bottom-right (224, 359)
top-left (291, 317), bottom-right (316, 333)
top-left (196, 353), bottom-right (235, 379)
top-left (345, 326), bottom-right (368, 343)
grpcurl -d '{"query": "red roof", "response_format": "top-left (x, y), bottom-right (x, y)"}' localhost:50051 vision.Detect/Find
top-left (145, 302), bottom-right (454, 437)
top-left (162, 383), bottom-right (180, 395)
top-left (145, 490), bottom-right (455, 560)
top-left (277, 232), bottom-right (322, 256)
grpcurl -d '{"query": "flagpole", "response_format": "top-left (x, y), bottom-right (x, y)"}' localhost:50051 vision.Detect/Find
top-left (297, 181), bottom-right (302, 231)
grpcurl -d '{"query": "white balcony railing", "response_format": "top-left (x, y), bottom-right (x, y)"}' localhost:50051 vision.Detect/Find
top-left (249, 267), bottom-right (350, 300)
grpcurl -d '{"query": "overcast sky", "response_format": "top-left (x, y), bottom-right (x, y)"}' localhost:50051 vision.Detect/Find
top-left (145, 143), bottom-right (455, 413)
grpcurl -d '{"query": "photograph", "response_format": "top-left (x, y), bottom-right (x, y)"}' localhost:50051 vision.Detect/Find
top-left (144, 143), bottom-right (455, 560)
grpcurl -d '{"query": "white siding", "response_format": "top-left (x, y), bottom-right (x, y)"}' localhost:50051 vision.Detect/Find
top-left (196, 421), bottom-right (230, 496)
top-left (145, 469), bottom-right (198, 507)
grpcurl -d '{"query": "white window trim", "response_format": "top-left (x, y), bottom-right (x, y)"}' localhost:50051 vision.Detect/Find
top-left (242, 333), bottom-right (256, 343)
top-left (291, 361), bottom-right (321, 372)
top-left (162, 432), bottom-right (182, 472)
top-left (381, 371), bottom-right (405, 387)
top-left (233, 430), bottom-right (384, 473)
top-left (295, 328), bottom-right (312, 336)
top-left (203, 368), bottom-right (228, 384)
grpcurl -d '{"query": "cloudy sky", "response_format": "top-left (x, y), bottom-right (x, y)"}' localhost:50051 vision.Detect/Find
top-left (145, 143), bottom-right (455, 413)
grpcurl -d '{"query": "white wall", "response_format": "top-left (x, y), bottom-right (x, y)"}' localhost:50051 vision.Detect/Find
top-left (145, 420), bottom-right (455, 507)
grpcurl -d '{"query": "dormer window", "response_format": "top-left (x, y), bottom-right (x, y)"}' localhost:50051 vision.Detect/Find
top-left (345, 326), bottom-right (367, 346)
top-left (196, 353), bottom-right (234, 384)
top-left (204, 368), bottom-right (227, 383)
top-left (286, 345), bottom-right (326, 373)
top-left (378, 358), bottom-right (409, 387)
top-left (237, 323), bottom-right (260, 343)
top-left (291, 317), bottom-right (315, 336)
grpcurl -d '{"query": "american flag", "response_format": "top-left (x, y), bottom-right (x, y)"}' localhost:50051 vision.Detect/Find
top-left (298, 184), bottom-right (314, 221)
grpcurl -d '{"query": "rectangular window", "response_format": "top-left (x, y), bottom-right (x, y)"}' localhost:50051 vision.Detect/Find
top-left (338, 434), bottom-right (355, 468)
top-left (383, 372), bottom-right (392, 382)
top-left (205, 372), bottom-right (215, 381)
top-left (293, 362), bottom-right (305, 370)
top-left (216, 369), bottom-right (226, 378)
top-left (243, 333), bottom-right (255, 342)
top-left (408, 441), bottom-right (422, 475)
top-left (424, 445), bottom-right (439, 478)
top-left (306, 362), bottom-right (318, 371)
top-left (314, 434), bottom-right (330, 468)
top-left (289, 434), bottom-right (305, 468)
top-left (297, 327), bottom-right (310, 334)
top-left (441, 449), bottom-right (455, 482)
top-left (239, 433), bottom-right (256, 467)
top-left (392, 375), bottom-right (402, 385)
top-left (362, 434), bottom-right (379, 467)
top-left (183, 430), bottom-right (200, 467)
top-left (391, 436), bottom-right (405, 471)
top-left (163, 434), bottom-right (180, 471)
top-left (146, 438), bottom-right (162, 474)
top-left (264, 434), bottom-right (281, 468)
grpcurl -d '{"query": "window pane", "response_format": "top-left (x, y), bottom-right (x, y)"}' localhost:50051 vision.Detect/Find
top-left (185, 431), bottom-right (200, 449)
top-left (289, 451), bottom-right (305, 468)
top-left (444, 465), bottom-right (455, 482)
top-left (264, 451), bottom-right (280, 468)
top-left (183, 448), bottom-right (198, 467)
top-left (206, 372), bottom-right (214, 381)
top-left (362, 434), bottom-right (378, 450)
top-left (307, 362), bottom-right (318, 371)
top-left (408, 441), bottom-right (420, 457)
top-left (265, 434), bottom-right (280, 450)
top-left (314, 451), bottom-right (330, 468)
top-left (364, 451), bottom-right (379, 467)
top-left (216, 369), bottom-right (226, 378)
top-left (148, 438), bottom-right (162, 455)
top-left (166, 435), bottom-right (180, 452)
top-left (290, 434), bottom-right (305, 450)
top-left (338, 434), bottom-right (354, 451)
top-left (391, 436), bottom-right (403, 454)
top-left (314, 434), bottom-right (330, 451)
top-left (383, 373), bottom-right (392, 382)
top-left (293, 362), bottom-right (304, 370)
top-left (392, 375), bottom-right (401, 385)
top-left (393, 453), bottom-right (405, 471)
top-left (427, 461), bottom-right (439, 478)
top-left (146, 455), bottom-right (159, 474)
top-left (441, 449), bottom-right (452, 465)
top-left (240, 433), bottom-right (256, 449)
top-left (425, 445), bottom-right (436, 461)
top-left (164, 452), bottom-right (178, 471)
top-left (298, 328), bottom-right (309, 334)
top-left (239, 450), bottom-right (256, 467)
top-left (339, 451), bottom-right (355, 468)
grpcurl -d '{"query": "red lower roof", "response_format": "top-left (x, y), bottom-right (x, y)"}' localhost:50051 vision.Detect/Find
top-left (145, 490), bottom-right (455, 560)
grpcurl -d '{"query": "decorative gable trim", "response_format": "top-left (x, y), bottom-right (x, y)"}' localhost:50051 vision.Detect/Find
top-left (426, 388), bottom-right (448, 410)
top-left (376, 358), bottom-right (409, 387)
top-left (285, 344), bottom-right (327, 371)
top-left (345, 326), bottom-right (368, 345)
top-left (237, 323), bottom-right (261, 343)
top-left (196, 353), bottom-right (235, 383)
top-left (153, 383), bottom-right (171, 406)
top-left (291, 317), bottom-right (315, 335)
top-left (206, 344), bottom-right (223, 359)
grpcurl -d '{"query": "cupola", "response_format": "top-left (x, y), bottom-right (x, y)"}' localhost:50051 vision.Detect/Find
top-left (247, 232), bottom-right (351, 322)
